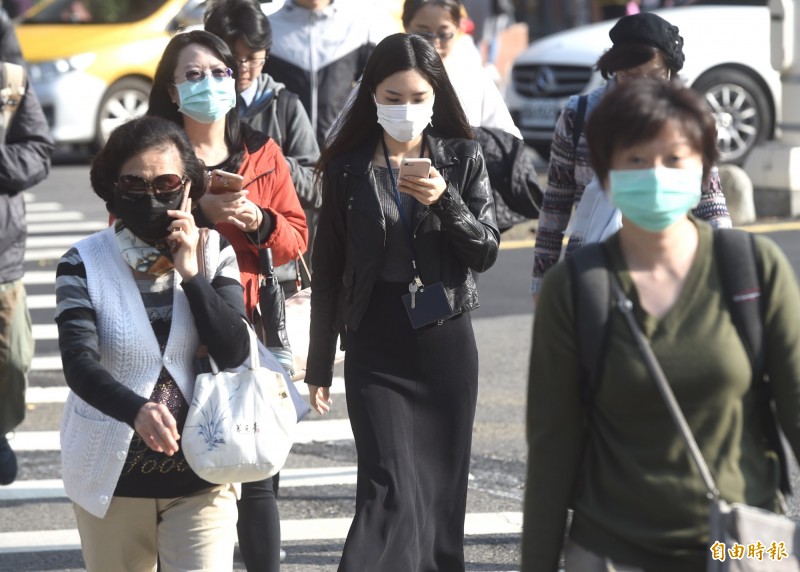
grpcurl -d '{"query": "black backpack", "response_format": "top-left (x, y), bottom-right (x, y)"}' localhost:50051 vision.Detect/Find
top-left (567, 228), bottom-right (791, 494)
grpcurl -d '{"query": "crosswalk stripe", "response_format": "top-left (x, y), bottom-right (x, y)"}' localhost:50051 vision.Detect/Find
top-left (24, 249), bottom-right (71, 262)
top-left (24, 378), bottom-right (348, 404)
top-left (32, 324), bottom-right (58, 340)
top-left (26, 212), bottom-right (85, 223)
top-left (26, 294), bottom-right (56, 309)
top-left (27, 221), bottom-right (106, 233)
top-left (0, 512), bottom-right (523, 553)
top-left (22, 270), bottom-right (56, 285)
top-left (26, 235), bottom-right (89, 248)
top-left (0, 466), bottom-right (361, 503)
top-left (10, 420), bottom-right (354, 452)
top-left (24, 202), bottom-right (64, 212)
top-left (31, 355), bottom-right (61, 371)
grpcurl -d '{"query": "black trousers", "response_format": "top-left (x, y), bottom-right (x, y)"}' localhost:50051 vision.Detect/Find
top-left (338, 282), bottom-right (479, 572)
top-left (237, 475), bottom-right (280, 572)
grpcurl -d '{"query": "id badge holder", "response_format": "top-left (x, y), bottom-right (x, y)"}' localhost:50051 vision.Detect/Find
top-left (402, 281), bottom-right (454, 329)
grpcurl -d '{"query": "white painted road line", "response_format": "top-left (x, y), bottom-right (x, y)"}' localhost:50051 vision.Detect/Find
top-left (26, 235), bottom-right (89, 249)
top-left (31, 355), bottom-right (62, 372)
top-left (25, 379), bottom-right (348, 404)
top-left (24, 249), bottom-right (73, 262)
top-left (24, 202), bottom-right (64, 212)
top-left (22, 271), bottom-right (56, 285)
top-left (0, 512), bottom-right (522, 553)
top-left (26, 212), bottom-right (84, 223)
top-left (32, 324), bottom-right (58, 340)
top-left (0, 466), bottom-right (360, 502)
top-left (25, 294), bottom-right (55, 309)
top-left (10, 420), bottom-right (355, 452)
top-left (27, 221), bottom-right (106, 234)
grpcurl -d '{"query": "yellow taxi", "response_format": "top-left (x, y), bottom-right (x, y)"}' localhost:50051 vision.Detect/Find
top-left (15, 0), bottom-right (205, 149)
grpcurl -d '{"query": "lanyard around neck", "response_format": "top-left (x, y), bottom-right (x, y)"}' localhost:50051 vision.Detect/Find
top-left (381, 135), bottom-right (426, 281)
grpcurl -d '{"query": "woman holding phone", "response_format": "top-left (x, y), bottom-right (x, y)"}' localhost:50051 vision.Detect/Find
top-left (55, 115), bottom-right (250, 572)
top-left (307, 33), bottom-right (499, 571)
top-left (147, 30), bottom-right (307, 571)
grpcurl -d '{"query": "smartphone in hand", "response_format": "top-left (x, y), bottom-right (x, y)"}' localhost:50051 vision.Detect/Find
top-left (398, 158), bottom-right (431, 180)
top-left (208, 169), bottom-right (244, 194)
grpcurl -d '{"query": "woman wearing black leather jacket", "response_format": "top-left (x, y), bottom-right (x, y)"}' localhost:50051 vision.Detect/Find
top-left (306, 33), bottom-right (499, 572)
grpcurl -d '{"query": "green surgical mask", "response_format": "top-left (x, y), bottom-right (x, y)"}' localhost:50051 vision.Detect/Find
top-left (609, 167), bottom-right (702, 232)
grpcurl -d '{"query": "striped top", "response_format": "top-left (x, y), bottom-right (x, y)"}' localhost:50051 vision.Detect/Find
top-left (531, 84), bottom-right (732, 294)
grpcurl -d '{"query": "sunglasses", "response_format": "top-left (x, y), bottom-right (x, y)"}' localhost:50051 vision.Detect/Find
top-left (416, 31), bottom-right (455, 44)
top-left (180, 67), bottom-right (233, 84)
top-left (116, 174), bottom-right (188, 198)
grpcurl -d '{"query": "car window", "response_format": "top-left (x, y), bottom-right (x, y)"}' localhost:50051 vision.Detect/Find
top-left (22, 0), bottom-right (169, 24)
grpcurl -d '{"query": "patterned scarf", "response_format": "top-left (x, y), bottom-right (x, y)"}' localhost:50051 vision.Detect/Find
top-left (114, 221), bottom-right (175, 277)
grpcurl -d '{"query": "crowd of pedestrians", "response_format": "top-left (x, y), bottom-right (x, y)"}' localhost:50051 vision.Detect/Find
top-left (4, 0), bottom-right (800, 571)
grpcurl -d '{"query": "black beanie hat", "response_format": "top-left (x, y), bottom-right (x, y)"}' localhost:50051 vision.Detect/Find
top-left (608, 12), bottom-right (685, 72)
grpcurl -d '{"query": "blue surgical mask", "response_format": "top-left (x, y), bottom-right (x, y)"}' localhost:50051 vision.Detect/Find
top-left (176, 76), bottom-right (236, 124)
top-left (609, 167), bottom-right (703, 232)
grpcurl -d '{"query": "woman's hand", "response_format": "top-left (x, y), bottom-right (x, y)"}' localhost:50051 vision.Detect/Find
top-left (398, 166), bottom-right (447, 205)
top-left (134, 401), bottom-right (180, 456)
top-left (167, 195), bottom-right (199, 281)
top-left (308, 384), bottom-right (332, 415)
top-left (197, 189), bottom-right (262, 232)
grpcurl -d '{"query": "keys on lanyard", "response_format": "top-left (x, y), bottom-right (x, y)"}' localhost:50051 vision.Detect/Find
top-left (409, 276), bottom-right (423, 309)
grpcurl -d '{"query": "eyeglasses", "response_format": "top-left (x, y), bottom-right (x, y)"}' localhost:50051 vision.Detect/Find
top-left (116, 174), bottom-right (188, 198)
top-left (237, 57), bottom-right (267, 69)
top-left (179, 67), bottom-right (233, 84)
top-left (416, 31), bottom-right (455, 44)
top-left (615, 69), bottom-right (670, 82)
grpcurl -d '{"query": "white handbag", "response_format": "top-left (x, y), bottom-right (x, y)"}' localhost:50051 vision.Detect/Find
top-left (182, 323), bottom-right (297, 484)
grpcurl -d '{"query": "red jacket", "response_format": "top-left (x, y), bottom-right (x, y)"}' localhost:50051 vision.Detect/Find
top-left (216, 127), bottom-right (308, 315)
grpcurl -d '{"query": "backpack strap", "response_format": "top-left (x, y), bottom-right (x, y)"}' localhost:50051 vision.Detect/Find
top-left (567, 241), bottom-right (612, 404)
top-left (1, 62), bottom-right (25, 128)
top-left (714, 228), bottom-right (790, 495)
top-left (275, 89), bottom-right (296, 148)
top-left (571, 94), bottom-right (588, 151)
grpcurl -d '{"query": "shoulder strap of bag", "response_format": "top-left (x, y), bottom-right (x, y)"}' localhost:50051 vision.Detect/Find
top-left (572, 94), bottom-right (588, 151)
top-left (1, 62), bottom-right (25, 128)
top-left (275, 89), bottom-right (296, 147)
top-left (567, 241), bottom-right (612, 404)
top-left (714, 228), bottom-right (791, 494)
top-left (609, 272), bottom-right (721, 500)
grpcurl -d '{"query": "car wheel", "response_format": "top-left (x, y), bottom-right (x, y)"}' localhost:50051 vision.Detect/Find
top-left (692, 68), bottom-right (772, 166)
top-left (94, 77), bottom-right (151, 149)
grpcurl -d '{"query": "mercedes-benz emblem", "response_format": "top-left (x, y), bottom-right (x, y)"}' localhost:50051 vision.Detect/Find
top-left (533, 66), bottom-right (557, 96)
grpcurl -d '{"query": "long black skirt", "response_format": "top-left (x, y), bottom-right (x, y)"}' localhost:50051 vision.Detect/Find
top-left (338, 281), bottom-right (479, 572)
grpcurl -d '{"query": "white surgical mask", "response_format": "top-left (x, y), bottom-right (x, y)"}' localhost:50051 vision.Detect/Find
top-left (374, 95), bottom-right (435, 142)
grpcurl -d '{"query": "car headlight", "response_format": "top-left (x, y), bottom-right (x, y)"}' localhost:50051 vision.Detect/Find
top-left (29, 52), bottom-right (96, 82)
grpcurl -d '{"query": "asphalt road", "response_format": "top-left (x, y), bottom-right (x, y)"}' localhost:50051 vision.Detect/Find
top-left (0, 162), bottom-right (533, 571)
top-left (5, 159), bottom-right (800, 571)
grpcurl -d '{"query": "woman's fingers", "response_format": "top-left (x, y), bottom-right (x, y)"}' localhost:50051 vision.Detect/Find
top-left (308, 385), bottom-right (332, 415)
top-left (134, 402), bottom-right (180, 455)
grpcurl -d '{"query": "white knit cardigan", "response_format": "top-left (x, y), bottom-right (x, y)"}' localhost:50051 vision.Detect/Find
top-left (60, 226), bottom-right (222, 518)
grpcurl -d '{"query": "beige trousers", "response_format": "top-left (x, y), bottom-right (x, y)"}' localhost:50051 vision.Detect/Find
top-left (564, 540), bottom-right (645, 572)
top-left (73, 484), bottom-right (237, 572)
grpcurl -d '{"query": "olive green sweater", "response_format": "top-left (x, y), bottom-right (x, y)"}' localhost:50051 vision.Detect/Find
top-left (523, 220), bottom-right (800, 572)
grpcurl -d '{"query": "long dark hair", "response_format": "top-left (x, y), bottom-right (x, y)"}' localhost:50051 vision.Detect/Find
top-left (317, 33), bottom-right (471, 176)
top-left (91, 116), bottom-right (208, 216)
top-left (147, 30), bottom-right (244, 156)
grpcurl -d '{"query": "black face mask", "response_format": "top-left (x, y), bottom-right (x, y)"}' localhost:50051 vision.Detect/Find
top-left (114, 190), bottom-right (184, 242)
